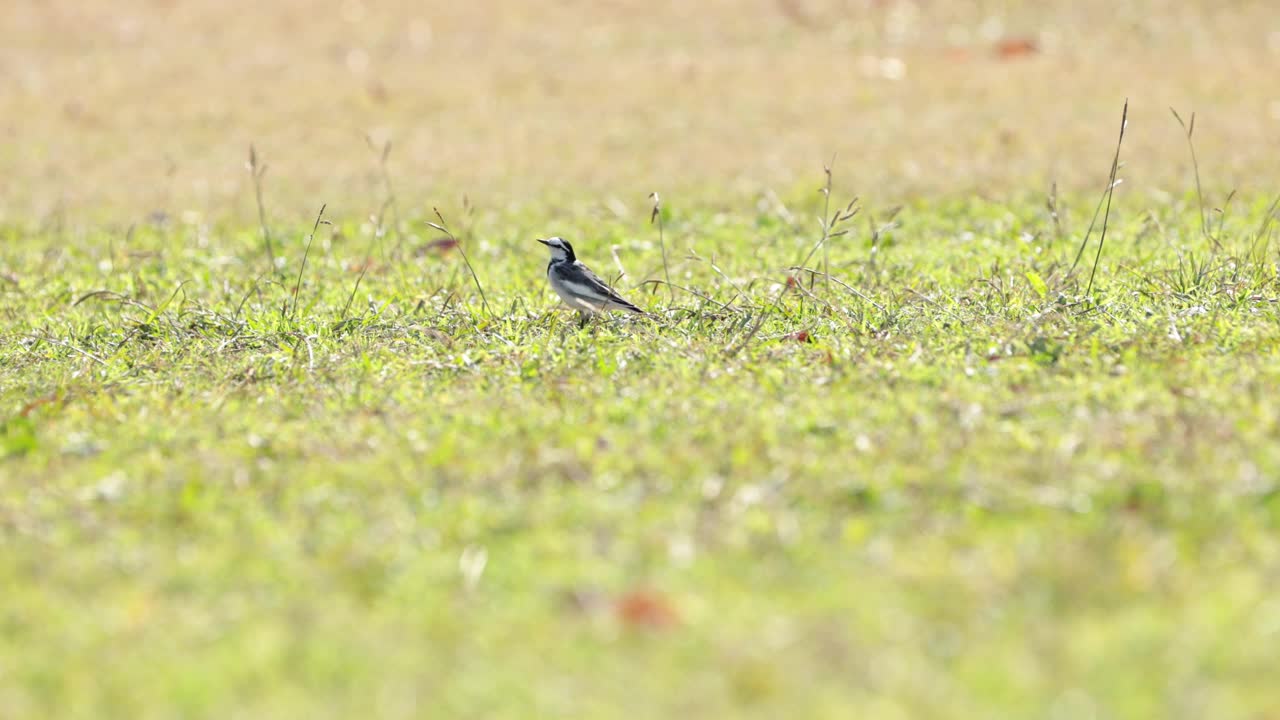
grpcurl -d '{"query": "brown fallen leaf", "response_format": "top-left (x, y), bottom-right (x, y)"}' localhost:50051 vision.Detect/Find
top-left (346, 259), bottom-right (381, 273)
top-left (419, 237), bottom-right (460, 255)
top-left (615, 589), bottom-right (680, 629)
top-left (994, 37), bottom-right (1039, 59)
top-left (19, 391), bottom-right (66, 418)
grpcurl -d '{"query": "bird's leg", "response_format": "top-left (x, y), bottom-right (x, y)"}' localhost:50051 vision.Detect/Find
top-left (577, 311), bottom-right (590, 329)
top-left (591, 301), bottom-right (609, 333)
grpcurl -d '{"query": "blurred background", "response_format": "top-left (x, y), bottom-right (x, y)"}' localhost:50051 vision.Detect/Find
top-left (2, 0), bottom-right (1276, 221)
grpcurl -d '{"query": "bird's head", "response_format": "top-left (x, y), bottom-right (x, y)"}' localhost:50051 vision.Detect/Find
top-left (537, 236), bottom-right (575, 262)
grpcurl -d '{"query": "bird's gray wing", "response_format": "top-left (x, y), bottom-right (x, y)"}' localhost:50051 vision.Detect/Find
top-left (568, 260), bottom-right (632, 299)
top-left (563, 262), bottom-right (643, 311)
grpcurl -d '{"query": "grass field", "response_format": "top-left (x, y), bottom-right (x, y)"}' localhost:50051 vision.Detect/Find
top-left (4, 1), bottom-right (1280, 718)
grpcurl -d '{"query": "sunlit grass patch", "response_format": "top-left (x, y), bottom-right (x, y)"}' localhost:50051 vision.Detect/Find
top-left (3, 171), bottom-right (1280, 717)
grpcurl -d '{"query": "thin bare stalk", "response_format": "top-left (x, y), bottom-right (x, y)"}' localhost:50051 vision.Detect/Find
top-left (234, 272), bottom-right (271, 321)
top-left (787, 266), bottom-right (886, 312)
top-left (366, 136), bottom-right (404, 258)
top-left (797, 186), bottom-right (859, 276)
top-left (685, 248), bottom-right (749, 309)
top-left (794, 160), bottom-right (859, 301)
top-left (865, 206), bottom-right (902, 279)
top-left (26, 333), bottom-right (106, 366)
top-left (290, 204), bottom-right (330, 320)
top-left (650, 192), bottom-right (673, 304)
top-left (820, 159), bottom-right (833, 296)
top-left (723, 301), bottom-right (776, 358)
top-left (1069, 181), bottom-right (1114, 274)
top-left (1247, 192), bottom-right (1280, 260)
top-left (1170, 108), bottom-right (1219, 251)
top-left (342, 194), bottom-right (394, 323)
top-left (247, 144), bottom-right (275, 269)
top-left (1085, 99), bottom-right (1129, 297)
top-left (1046, 181), bottom-right (1064, 247)
top-left (428, 209), bottom-right (492, 318)
top-left (341, 256), bottom-right (373, 323)
top-left (637, 279), bottom-right (733, 312)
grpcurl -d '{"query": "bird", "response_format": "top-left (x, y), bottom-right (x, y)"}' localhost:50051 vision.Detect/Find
top-left (537, 236), bottom-right (645, 320)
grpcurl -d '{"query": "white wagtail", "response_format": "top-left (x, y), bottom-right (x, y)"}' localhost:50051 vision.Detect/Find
top-left (537, 236), bottom-right (645, 319)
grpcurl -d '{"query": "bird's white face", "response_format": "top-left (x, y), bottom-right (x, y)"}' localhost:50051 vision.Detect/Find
top-left (537, 237), bottom-right (572, 261)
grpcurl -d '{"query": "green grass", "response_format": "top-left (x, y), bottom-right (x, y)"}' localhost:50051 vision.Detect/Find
top-left (3, 188), bottom-right (1280, 718)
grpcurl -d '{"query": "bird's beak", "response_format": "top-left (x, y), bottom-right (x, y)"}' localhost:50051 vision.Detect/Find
top-left (536, 238), bottom-right (550, 246)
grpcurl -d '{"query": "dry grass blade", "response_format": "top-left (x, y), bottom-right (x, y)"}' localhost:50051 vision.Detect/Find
top-left (1068, 100), bottom-right (1127, 297)
top-left (1046, 181), bottom-right (1064, 246)
top-left (290, 203), bottom-right (330, 321)
top-left (72, 290), bottom-right (154, 312)
top-left (341, 256), bottom-right (373, 323)
top-left (432, 209), bottom-right (493, 318)
top-left (637, 279), bottom-right (733, 312)
top-left (25, 333), bottom-right (107, 366)
top-left (685, 248), bottom-right (750, 308)
top-left (1085, 100), bottom-right (1128, 296)
top-left (723, 305), bottom-right (773, 358)
top-left (820, 158), bottom-right (833, 296)
top-left (787, 266), bottom-right (886, 312)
